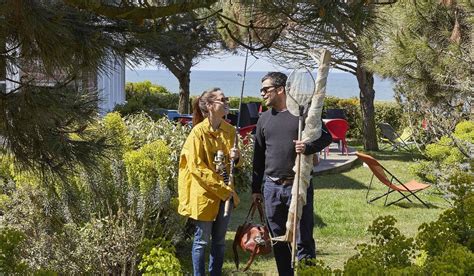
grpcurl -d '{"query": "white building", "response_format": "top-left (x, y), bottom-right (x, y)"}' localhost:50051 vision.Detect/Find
top-left (3, 50), bottom-right (126, 115)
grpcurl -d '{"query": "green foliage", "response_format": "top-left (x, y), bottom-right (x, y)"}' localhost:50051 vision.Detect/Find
top-left (126, 81), bottom-right (171, 95)
top-left (343, 162), bottom-right (473, 274)
top-left (409, 160), bottom-right (438, 183)
top-left (453, 120), bottom-right (474, 143)
top-left (115, 81), bottom-right (179, 118)
top-left (424, 244), bottom-right (474, 275)
top-left (102, 112), bottom-right (134, 154)
top-left (0, 228), bottom-right (28, 274)
top-left (363, 0), bottom-right (472, 141)
top-left (1, 85), bottom-right (106, 177)
top-left (138, 246), bottom-right (182, 275)
top-left (425, 136), bottom-right (464, 164)
top-left (0, 112), bottom-right (193, 273)
top-left (66, 212), bottom-right (142, 274)
top-left (123, 113), bottom-right (191, 187)
top-left (344, 216), bottom-right (416, 273)
top-left (410, 121), bottom-right (472, 197)
top-left (298, 258), bottom-right (334, 275)
top-left (228, 96), bottom-right (263, 109)
top-left (417, 178), bottom-right (474, 257)
top-left (189, 96), bottom-right (263, 114)
top-left (323, 96), bottom-right (404, 140)
top-left (232, 131), bottom-right (254, 193)
top-left (124, 140), bottom-right (172, 193)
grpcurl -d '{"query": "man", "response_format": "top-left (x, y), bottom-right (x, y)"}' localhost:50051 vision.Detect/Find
top-left (252, 72), bottom-right (332, 275)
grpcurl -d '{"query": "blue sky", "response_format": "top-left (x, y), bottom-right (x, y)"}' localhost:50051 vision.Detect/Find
top-left (135, 52), bottom-right (287, 72)
top-left (192, 53), bottom-right (285, 72)
top-left (138, 52), bottom-right (347, 73)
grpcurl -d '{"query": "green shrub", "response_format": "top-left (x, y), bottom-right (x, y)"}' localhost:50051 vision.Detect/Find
top-left (323, 96), bottom-right (404, 140)
top-left (344, 216), bottom-right (417, 274)
top-left (102, 112), bottom-right (134, 154)
top-left (123, 113), bottom-right (190, 188)
top-left (0, 227), bottom-right (28, 274)
top-left (453, 120), bottom-right (474, 143)
top-left (138, 246), bottom-right (182, 275)
top-left (340, 163), bottom-right (473, 274)
top-left (0, 112), bottom-right (192, 274)
top-left (116, 81), bottom-right (179, 118)
top-left (417, 176), bottom-right (474, 256)
top-left (69, 212), bottom-right (142, 274)
top-left (228, 96), bottom-right (263, 109)
top-left (124, 140), bottom-right (172, 193)
top-left (410, 121), bottom-right (472, 197)
top-left (126, 81), bottom-right (170, 95)
top-left (424, 244), bottom-right (474, 275)
top-left (425, 136), bottom-right (464, 164)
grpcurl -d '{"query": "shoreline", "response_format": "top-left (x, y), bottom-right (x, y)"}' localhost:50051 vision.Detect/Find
top-left (125, 69), bottom-right (396, 101)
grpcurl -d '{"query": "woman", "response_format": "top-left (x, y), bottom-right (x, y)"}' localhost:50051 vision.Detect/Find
top-left (178, 88), bottom-right (240, 276)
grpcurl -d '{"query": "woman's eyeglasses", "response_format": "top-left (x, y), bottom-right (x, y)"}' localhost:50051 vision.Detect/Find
top-left (214, 97), bottom-right (229, 103)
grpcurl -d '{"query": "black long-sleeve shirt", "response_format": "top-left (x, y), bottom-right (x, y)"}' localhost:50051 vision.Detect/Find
top-left (251, 109), bottom-right (332, 194)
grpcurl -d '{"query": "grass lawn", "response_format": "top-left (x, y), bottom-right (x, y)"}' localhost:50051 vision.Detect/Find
top-left (177, 149), bottom-right (448, 275)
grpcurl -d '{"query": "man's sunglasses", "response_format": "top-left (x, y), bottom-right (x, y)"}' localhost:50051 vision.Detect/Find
top-left (260, 86), bottom-right (280, 94)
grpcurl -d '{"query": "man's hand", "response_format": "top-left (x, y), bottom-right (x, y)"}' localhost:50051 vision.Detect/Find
top-left (252, 193), bottom-right (263, 203)
top-left (293, 140), bottom-right (306, 154)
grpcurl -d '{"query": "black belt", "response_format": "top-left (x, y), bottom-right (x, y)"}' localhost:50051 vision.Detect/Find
top-left (267, 176), bottom-right (294, 185)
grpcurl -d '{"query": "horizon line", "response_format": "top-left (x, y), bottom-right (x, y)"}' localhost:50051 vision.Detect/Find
top-left (126, 68), bottom-right (349, 73)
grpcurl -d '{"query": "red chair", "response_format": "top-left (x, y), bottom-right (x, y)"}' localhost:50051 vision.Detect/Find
top-left (325, 119), bottom-right (349, 155)
top-left (238, 124), bottom-right (256, 145)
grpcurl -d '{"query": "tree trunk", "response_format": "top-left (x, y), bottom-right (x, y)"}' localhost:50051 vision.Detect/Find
top-left (177, 71), bottom-right (190, 114)
top-left (356, 63), bottom-right (379, 151)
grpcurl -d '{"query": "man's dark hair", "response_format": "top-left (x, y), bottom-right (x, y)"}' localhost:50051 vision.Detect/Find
top-left (261, 72), bottom-right (287, 88)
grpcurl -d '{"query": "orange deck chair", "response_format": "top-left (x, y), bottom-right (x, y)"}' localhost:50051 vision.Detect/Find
top-left (356, 152), bottom-right (431, 208)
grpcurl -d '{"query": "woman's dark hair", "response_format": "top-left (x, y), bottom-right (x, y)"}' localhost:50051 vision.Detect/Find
top-left (192, 87), bottom-right (221, 127)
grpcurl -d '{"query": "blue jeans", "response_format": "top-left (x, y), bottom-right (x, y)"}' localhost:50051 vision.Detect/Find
top-left (192, 201), bottom-right (232, 276)
top-left (263, 178), bottom-right (315, 276)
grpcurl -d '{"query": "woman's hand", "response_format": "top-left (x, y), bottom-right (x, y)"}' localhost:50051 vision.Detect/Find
top-left (230, 147), bottom-right (240, 161)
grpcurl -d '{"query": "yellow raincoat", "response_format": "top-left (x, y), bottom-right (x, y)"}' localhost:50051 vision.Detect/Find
top-left (178, 118), bottom-right (240, 221)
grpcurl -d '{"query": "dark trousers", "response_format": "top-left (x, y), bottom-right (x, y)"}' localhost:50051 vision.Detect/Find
top-left (263, 178), bottom-right (315, 276)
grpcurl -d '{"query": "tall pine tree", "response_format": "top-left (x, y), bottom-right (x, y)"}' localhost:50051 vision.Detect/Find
top-left (362, 0), bottom-right (472, 144)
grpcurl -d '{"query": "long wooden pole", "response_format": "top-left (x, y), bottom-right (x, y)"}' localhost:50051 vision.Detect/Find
top-left (224, 48), bottom-right (250, 216)
top-left (291, 105), bottom-right (304, 271)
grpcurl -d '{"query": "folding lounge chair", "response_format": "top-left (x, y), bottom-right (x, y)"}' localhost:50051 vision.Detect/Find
top-left (356, 152), bottom-right (430, 208)
top-left (378, 123), bottom-right (415, 151)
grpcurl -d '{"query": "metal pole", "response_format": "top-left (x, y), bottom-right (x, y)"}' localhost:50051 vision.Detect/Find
top-left (224, 48), bottom-right (250, 217)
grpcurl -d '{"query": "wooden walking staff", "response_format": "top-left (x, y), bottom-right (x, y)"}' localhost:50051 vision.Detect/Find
top-left (224, 47), bottom-right (251, 217)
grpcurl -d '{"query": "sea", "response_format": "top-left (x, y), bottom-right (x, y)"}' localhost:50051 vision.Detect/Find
top-left (126, 69), bottom-right (395, 101)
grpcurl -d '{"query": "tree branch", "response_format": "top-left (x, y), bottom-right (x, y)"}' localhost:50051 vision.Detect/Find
top-left (64, 0), bottom-right (218, 21)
